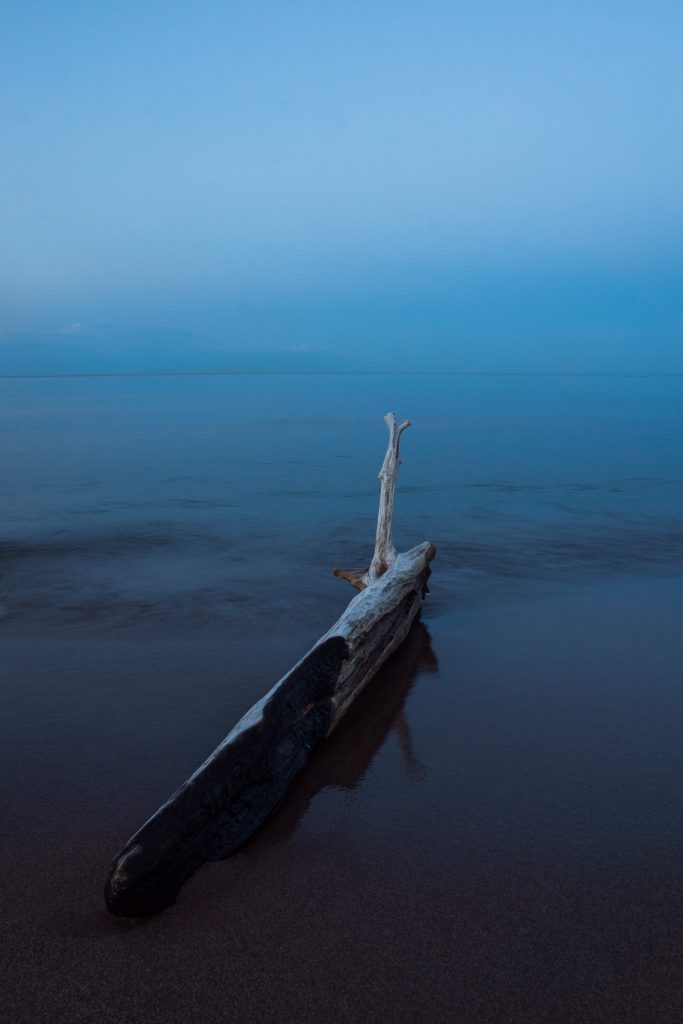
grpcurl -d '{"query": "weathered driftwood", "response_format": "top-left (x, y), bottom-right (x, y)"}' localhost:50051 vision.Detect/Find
top-left (105, 413), bottom-right (435, 917)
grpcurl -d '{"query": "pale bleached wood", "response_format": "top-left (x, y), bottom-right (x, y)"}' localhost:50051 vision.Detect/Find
top-left (368, 412), bottom-right (411, 582)
top-left (334, 411), bottom-right (411, 591)
top-left (105, 416), bottom-right (435, 918)
top-left (325, 540), bottom-right (434, 729)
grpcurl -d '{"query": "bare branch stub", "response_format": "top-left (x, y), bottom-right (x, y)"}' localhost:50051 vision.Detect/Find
top-left (332, 567), bottom-right (367, 591)
top-left (334, 412), bottom-right (411, 590)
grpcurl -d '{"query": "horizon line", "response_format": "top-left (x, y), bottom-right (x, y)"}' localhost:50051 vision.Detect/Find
top-left (1, 370), bottom-right (683, 381)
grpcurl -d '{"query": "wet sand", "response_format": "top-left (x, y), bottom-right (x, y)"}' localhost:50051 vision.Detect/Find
top-left (3, 577), bottom-right (683, 1023)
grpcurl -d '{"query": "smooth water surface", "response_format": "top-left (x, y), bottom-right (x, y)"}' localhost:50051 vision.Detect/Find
top-left (2, 374), bottom-right (682, 1023)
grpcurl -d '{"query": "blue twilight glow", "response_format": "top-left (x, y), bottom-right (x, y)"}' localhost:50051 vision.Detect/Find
top-left (1, 1), bottom-right (682, 372)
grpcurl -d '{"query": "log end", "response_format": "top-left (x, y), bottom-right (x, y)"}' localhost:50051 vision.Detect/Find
top-left (105, 635), bottom-right (350, 917)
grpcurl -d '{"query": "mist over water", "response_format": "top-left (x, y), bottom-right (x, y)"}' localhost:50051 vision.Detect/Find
top-left (3, 372), bottom-right (683, 1022)
top-left (2, 373), bottom-right (682, 632)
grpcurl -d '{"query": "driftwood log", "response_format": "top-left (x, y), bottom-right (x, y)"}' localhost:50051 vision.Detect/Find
top-left (105, 413), bottom-right (436, 916)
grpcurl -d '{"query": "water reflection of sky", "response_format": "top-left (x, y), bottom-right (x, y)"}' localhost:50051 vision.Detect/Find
top-left (1, 374), bottom-right (681, 633)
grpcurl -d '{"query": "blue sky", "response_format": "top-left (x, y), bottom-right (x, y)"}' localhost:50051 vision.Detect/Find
top-left (1, 1), bottom-right (681, 372)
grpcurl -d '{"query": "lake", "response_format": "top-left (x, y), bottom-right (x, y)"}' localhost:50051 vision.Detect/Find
top-left (2, 372), bottom-right (682, 1023)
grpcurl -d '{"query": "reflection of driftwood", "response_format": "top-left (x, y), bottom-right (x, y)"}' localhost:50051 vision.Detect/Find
top-left (255, 619), bottom-right (438, 847)
top-left (105, 414), bottom-right (436, 917)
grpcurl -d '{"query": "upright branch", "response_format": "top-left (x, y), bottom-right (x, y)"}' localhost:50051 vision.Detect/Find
top-left (367, 412), bottom-right (411, 582)
top-left (334, 412), bottom-right (411, 590)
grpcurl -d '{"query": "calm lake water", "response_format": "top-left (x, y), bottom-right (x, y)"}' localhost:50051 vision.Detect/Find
top-left (2, 373), bottom-right (682, 1023)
